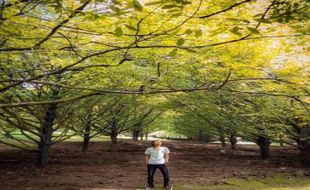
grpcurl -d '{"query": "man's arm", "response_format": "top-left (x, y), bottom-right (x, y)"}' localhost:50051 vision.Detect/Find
top-left (164, 153), bottom-right (170, 164)
top-left (145, 155), bottom-right (150, 164)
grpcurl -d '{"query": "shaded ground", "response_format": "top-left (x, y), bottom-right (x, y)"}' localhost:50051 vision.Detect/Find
top-left (0, 141), bottom-right (309, 190)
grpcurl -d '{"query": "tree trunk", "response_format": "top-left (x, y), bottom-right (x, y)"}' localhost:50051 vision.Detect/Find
top-left (37, 103), bottom-right (57, 166)
top-left (82, 125), bottom-right (91, 152)
top-left (145, 131), bottom-right (148, 140)
top-left (256, 136), bottom-right (271, 159)
top-left (111, 134), bottom-right (117, 144)
top-left (229, 134), bottom-right (237, 150)
top-left (299, 146), bottom-right (310, 167)
top-left (110, 121), bottom-right (118, 144)
top-left (132, 130), bottom-right (139, 141)
top-left (219, 135), bottom-right (226, 148)
top-left (140, 132), bottom-right (144, 141)
top-left (296, 133), bottom-right (310, 167)
top-left (37, 140), bottom-right (50, 166)
top-left (82, 137), bottom-right (90, 152)
top-left (290, 120), bottom-right (310, 167)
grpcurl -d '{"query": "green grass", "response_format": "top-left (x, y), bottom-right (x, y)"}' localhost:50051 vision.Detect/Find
top-left (65, 135), bottom-right (109, 142)
top-left (0, 135), bottom-right (110, 150)
top-left (171, 176), bottom-right (310, 190)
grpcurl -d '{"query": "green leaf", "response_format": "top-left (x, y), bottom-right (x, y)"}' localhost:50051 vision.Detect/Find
top-left (239, 19), bottom-right (251, 24)
top-left (226, 18), bottom-right (240, 22)
top-left (185, 29), bottom-right (192, 34)
top-left (162, 5), bottom-right (176, 9)
top-left (254, 19), bottom-right (272, 24)
top-left (176, 38), bottom-right (185, 46)
top-left (145, 1), bottom-right (162, 6)
top-left (230, 26), bottom-right (242, 36)
top-left (168, 49), bottom-right (178, 57)
top-left (167, 8), bottom-right (182, 13)
top-left (125, 24), bottom-right (137, 31)
top-left (184, 48), bottom-right (198, 53)
top-left (171, 13), bottom-right (182, 17)
top-left (114, 27), bottom-right (123, 37)
top-left (253, 13), bottom-right (264, 18)
top-left (132, 0), bottom-right (143, 12)
top-left (246, 27), bottom-right (260, 34)
top-left (194, 30), bottom-right (202, 38)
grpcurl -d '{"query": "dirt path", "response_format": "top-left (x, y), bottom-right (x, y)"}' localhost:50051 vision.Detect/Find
top-left (0, 141), bottom-right (308, 190)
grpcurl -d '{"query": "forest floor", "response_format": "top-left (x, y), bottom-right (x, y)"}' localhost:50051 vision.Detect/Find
top-left (0, 140), bottom-right (309, 190)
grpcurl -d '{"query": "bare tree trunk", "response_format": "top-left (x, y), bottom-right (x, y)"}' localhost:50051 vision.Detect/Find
top-left (145, 130), bottom-right (148, 140)
top-left (132, 130), bottom-right (139, 141)
top-left (37, 102), bottom-right (57, 166)
top-left (219, 135), bottom-right (226, 148)
top-left (256, 136), bottom-right (271, 159)
top-left (111, 134), bottom-right (117, 144)
top-left (299, 146), bottom-right (310, 167)
top-left (229, 134), bottom-right (237, 150)
top-left (82, 125), bottom-right (91, 152)
top-left (296, 132), bottom-right (310, 167)
top-left (110, 121), bottom-right (118, 144)
top-left (288, 119), bottom-right (310, 167)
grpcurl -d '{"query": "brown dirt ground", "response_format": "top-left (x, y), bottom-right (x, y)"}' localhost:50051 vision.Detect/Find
top-left (0, 140), bottom-right (308, 190)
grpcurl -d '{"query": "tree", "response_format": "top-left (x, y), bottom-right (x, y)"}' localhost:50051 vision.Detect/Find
top-left (0, 79), bottom-right (82, 165)
top-left (0, 0), bottom-right (309, 167)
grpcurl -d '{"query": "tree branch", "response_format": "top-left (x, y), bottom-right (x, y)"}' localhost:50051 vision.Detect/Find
top-left (200, 0), bottom-right (253, 19)
top-left (33, 0), bottom-right (91, 48)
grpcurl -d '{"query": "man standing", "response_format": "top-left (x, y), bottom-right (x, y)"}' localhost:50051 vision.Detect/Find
top-left (145, 140), bottom-right (172, 190)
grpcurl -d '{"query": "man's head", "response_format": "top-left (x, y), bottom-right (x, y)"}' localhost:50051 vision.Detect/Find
top-left (151, 140), bottom-right (162, 147)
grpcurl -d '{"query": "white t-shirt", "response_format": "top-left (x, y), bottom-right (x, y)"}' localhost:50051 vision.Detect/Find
top-left (144, 147), bottom-right (170, 164)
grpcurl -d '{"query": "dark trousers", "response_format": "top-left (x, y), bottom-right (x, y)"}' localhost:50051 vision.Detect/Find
top-left (147, 164), bottom-right (170, 188)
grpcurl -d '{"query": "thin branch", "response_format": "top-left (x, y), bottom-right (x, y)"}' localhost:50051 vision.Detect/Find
top-left (0, 34), bottom-right (307, 93)
top-left (157, 62), bottom-right (161, 77)
top-left (33, 1), bottom-right (91, 48)
top-left (240, 0), bottom-right (277, 40)
top-left (1, 0), bottom-right (31, 9)
top-left (13, 0), bottom-right (42, 17)
top-left (0, 139), bottom-right (35, 151)
top-left (216, 68), bottom-right (232, 90)
top-left (291, 96), bottom-right (310, 114)
top-left (222, 89), bottom-right (303, 97)
top-left (0, 1), bottom-right (91, 50)
top-left (2, 83), bottom-right (308, 108)
top-left (58, 32), bottom-right (82, 58)
top-left (200, 0), bottom-right (253, 19)
top-left (137, 0), bottom-right (202, 41)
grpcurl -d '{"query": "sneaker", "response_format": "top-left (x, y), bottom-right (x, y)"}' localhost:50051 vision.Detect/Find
top-left (164, 186), bottom-right (172, 190)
